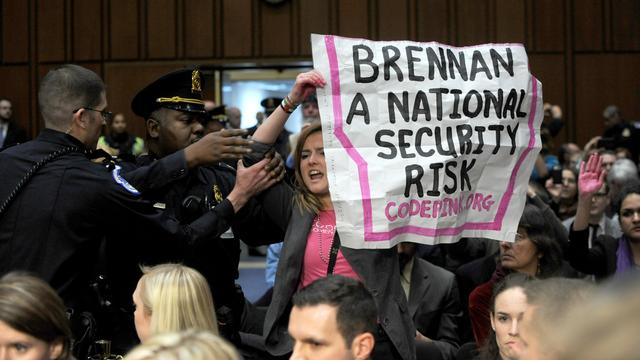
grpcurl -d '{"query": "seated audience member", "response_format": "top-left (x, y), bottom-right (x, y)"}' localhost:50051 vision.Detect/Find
top-left (551, 273), bottom-right (640, 360)
top-left (476, 273), bottom-right (531, 360)
top-left (545, 166), bottom-right (579, 220)
top-left (0, 97), bottom-right (29, 148)
top-left (397, 242), bottom-right (462, 360)
top-left (124, 330), bottom-right (240, 360)
top-left (615, 147), bottom-right (632, 161)
top-left (288, 275), bottom-right (376, 360)
top-left (0, 272), bottom-right (73, 360)
top-left (562, 181), bottom-right (621, 239)
top-left (601, 104), bottom-right (640, 162)
top-left (132, 264), bottom-right (218, 342)
top-left (557, 142), bottom-right (581, 169)
top-left (606, 158), bottom-right (639, 213)
top-left (569, 154), bottom-right (640, 280)
top-left (468, 204), bottom-right (564, 346)
top-left (97, 112), bottom-right (145, 157)
top-left (598, 149), bottom-right (617, 173)
top-left (518, 277), bottom-right (593, 360)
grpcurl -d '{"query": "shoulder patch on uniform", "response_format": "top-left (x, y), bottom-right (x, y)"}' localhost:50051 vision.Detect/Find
top-left (111, 165), bottom-right (141, 196)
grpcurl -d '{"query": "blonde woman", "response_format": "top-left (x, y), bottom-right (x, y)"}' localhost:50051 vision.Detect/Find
top-left (132, 264), bottom-right (218, 342)
top-left (124, 330), bottom-right (240, 360)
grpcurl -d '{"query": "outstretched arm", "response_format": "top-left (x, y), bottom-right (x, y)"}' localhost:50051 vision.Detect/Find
top-left (573, 154), bottom-right (606, 231)
top-left (251, 70), bottom-right (325, 145)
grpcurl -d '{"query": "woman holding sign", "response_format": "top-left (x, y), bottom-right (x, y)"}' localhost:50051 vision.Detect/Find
top-left (242, 71), bottom-right (415, 360)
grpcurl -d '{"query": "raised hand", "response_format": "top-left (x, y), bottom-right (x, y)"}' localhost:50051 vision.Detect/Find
top-left (578, 153), bottom-right (606, 198)
top-left (288, 70), bottom-right (326, 104)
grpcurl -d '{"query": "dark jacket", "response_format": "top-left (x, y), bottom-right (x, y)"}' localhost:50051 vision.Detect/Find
top-left (568, 226), bottom-right (619, 281)
top-left (0, 121), bottom-right (29, 148)
top-left (0, 129), bottom-right (230, 310)
top-left (409, 258), bottom-right (462, 360)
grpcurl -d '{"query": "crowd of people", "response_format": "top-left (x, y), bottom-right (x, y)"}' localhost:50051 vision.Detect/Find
top-left (0, 64), bottom-right (639, 360)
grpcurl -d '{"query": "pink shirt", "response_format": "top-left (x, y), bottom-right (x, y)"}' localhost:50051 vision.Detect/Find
top-left (299, 210), bottom-right (360, 289)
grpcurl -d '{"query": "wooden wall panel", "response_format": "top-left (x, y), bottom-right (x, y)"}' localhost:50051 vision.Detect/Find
top-left (573, 0), bottom-right (602, 51)
top-left (222, 0), bottom-right (253, 57)
top-left (1, 0), bottom-right (639, 144)
top-left (72, 0), bottom-right (102, 61)
top-left (260, 1), bottom-right (293, 56)
top-left (109, 0), bottom-right (139, 59)
top-left (574, 55), bottom-right (640, 146)
top-left (456, 0), bottom-right (490, 46)
top-left (337, 0), bottom-right (370, 39)
top-left (37, 0), bottom-right (66, 62)
top-left (184, 0), bottom-right (215, 58)
top-left (147, 0), bottom-right (177, 59)
top-left (104, 63), bottom-right (186, 137)
top-left (495, 0), bottom-right (526, 44)
top-left (611, 0), bottom-right (640, 51)
top-left (298, 0), bottom-right (331, 55)
top-left (2, 0), bottom-right (30, 63)
top-left (377, 0), bottom-right (409, 41)
top-left (0, 66), bottom-right (31, 134)
top-left (529, 54), bottom-right (567, 143)
top-left (415, 0), bottom-right (450, 43)
top-left (531, 0), bottom-right (564, 52)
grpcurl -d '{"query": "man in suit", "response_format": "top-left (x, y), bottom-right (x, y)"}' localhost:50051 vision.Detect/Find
top-left (0, 97), bottom-right (29, 148)
top-left (398, 242), bottom-right (462, 360)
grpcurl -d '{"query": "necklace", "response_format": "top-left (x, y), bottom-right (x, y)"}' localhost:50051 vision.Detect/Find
top-left (315, 215), bottom-right (335, 265)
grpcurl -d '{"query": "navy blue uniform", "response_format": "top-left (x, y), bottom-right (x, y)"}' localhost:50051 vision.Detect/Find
top-left (0, 129), bottom-right (234, 311)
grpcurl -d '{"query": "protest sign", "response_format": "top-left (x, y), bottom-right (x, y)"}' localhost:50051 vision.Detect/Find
top-left (311, 34), bottom-right (543, 249)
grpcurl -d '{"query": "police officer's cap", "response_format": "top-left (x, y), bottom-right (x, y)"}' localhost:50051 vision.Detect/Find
top-left (205, 105), bottom-right (228, 124)
top-left (132, 67), bottom-right (207, 119)
top-left (260, 97), bottom-right (282, 115)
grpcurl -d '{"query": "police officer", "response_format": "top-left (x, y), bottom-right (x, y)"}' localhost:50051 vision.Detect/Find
top-left (0, 65), bottom-right (267, 356)
top-left (113, 67), bottom-right (285, 345)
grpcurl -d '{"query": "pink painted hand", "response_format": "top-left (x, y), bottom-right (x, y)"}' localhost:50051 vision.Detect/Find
top-left (578, 153), bottom-right (606, 198)
top-left (287, 70), bottom-right (326, 104)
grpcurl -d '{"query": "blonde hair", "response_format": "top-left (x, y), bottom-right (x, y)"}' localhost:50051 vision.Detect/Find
top-left (124, 330), bottom-right (240, 360)
top-left (138, 264), bottom-right (218, 336)
top-left (293, 120), bottom-right (324, 214)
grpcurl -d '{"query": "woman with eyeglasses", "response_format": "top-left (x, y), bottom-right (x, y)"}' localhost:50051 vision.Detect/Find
top-left (467, 202), bottom-right (564, 348)
top-left (568, 153), bottom-right (640, 281)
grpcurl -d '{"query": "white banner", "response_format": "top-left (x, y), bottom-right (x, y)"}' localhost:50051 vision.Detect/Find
top-left (311, 34), bottom-right (543, 249)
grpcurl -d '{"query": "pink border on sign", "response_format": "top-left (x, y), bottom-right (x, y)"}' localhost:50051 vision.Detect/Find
top-left (324, 35), bottom-right (539, 241)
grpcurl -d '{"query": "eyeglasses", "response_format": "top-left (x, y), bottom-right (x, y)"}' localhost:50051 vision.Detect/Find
top-left (73, 107), bottom-right (113, 123)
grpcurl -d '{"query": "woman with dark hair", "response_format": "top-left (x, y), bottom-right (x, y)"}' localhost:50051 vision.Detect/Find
top-left (568, 153), bottom-right (640, 280)
top-left (478, 273), bottom-right (532, 360)
top-left (468, 204), bottom-right (563, 347)
top-left (243, 71), bottom-right (414, 360)
top-left (545, 166), bottom-right (580, 220)
top-left (0, 272), bottom-right (73, 360)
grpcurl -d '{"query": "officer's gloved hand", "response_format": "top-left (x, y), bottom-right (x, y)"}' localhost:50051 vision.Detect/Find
top-left (264, 150), bottom-right (286, 183)
top-left (185, 129), bottom-right (253, 168)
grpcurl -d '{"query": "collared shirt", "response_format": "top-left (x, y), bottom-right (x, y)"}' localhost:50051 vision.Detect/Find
top-left (400, 256), bottom-right (414, 299)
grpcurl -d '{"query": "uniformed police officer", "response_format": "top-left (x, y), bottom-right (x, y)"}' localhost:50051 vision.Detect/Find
top-left (110, 67), bottom-right (285, 346)
top-left (0, 64), bottom-right (268, 356)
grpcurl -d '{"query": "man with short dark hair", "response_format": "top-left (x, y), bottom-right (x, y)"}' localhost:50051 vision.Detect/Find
top-left (0, 65), bottom-right (267, 356)
top-left (289, 276), bottom-right (376, 360)
top-left (0, 97), bottom-right (29, 148)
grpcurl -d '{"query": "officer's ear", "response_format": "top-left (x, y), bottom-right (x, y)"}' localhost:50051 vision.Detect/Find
top-left (146, 118), bottom-right (160, 139)
top-left (72, 108), bottom-right (89, 130)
